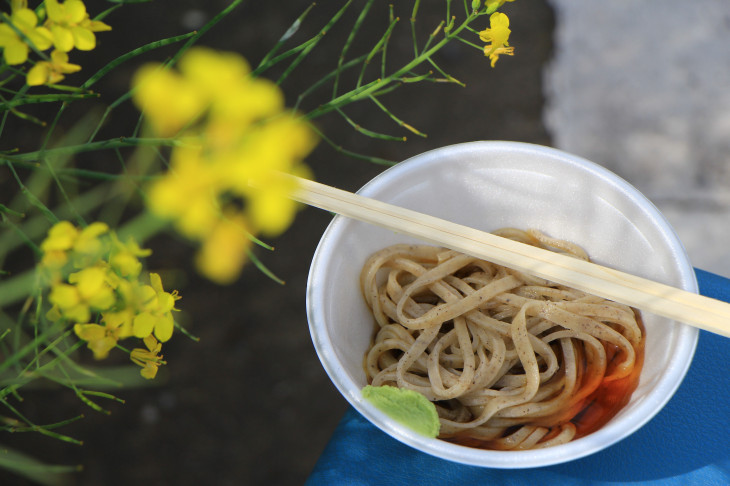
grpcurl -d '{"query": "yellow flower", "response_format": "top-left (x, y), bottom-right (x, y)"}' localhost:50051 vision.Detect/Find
top-left (49, 266), bottom-right (116, 323)
top-left (27, 49), bottom-right (81, 85)
top-left (245, 171), bottom-right (305, 237)
top-left (132, 47), bottom-right (318, 283)
top-left (71, 221), bottom-right (109, 266)
top-left (99, 273), bottom-right (176, 342)
top-left (177, 47), bottom-right (250, 100)
top-left (99, 277), bottom-right (153, 339)
top-left (130, 335), bottom-right (164, 379)
top-left (0, 5), bottom-right (53, 64)
top-left (131, 47), bottom-right (285, 140)
top-left (41, 221), bottom-right (79, 252)
top-left (178, 47), bottom-right (284, 141)
top-left (39, 220), bottom-right (109, 270)
top-left (479, 12), bottom-right (511, 64)
top-left (44, 0), bottom-right (111, 52)
top-left (100, 308), bottom-right (135, 340)
top-left (486, 45), bottom-right (514, 68)
top-left (131, 65), bottom-right (207, 137)
top-left (228, 116), bottom-right (317, 236)
top-left (73, 322), bottom-right (122, 360)
top-left (109, 235), bottom-right (152, 278)
top-left (484, 0), bottom-right (515, 14)
top-left (40, 220), bottom-right (78, 270)
top-left (194, 213), bottom-right (252, 285)
top-left (146, 143), bottom-right (221, 239)
top-left (131, 273), bottom-right (179, 343)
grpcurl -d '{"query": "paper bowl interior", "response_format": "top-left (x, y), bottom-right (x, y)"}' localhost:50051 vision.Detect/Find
top-left (306, 141), bottom-right (699, 468)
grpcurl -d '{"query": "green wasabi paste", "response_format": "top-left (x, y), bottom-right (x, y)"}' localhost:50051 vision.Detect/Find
top-left (362, 385), bottom-right (440, 438)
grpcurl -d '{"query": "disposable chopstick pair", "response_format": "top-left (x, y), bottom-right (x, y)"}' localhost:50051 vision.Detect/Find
top-left (289, 175), bottom-right (730, 338)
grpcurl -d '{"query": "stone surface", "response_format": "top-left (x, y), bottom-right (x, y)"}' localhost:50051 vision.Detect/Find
top-left (544, 0), bottom-right (730, 276)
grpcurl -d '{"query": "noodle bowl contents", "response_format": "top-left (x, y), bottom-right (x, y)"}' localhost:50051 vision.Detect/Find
top-left (360, 228), bottom-right (645, 450)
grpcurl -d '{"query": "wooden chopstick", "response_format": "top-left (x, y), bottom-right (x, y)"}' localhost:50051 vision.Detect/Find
top-left (289, 175), bottom-right (730, 338)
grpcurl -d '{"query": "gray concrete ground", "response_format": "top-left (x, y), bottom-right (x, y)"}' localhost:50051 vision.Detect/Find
top-left (545, 0), bottom-right (730, 277)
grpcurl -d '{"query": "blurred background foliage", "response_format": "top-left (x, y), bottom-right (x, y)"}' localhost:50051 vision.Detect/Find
top-left (0, 0), bottom-right (554, 484)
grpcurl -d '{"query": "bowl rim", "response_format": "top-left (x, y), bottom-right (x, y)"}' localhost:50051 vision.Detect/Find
top-left (306, 140), bottom-right (699, 468)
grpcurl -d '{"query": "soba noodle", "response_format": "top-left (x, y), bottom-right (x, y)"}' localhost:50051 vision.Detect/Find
top-left (361, 228), bottom-right (645, 450)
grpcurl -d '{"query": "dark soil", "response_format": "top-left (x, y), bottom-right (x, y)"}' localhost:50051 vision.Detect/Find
top-left (1, 1), bottom-right (554, 484)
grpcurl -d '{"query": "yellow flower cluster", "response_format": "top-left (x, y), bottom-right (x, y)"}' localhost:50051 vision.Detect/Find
top-left (132, 47), bottom-right (317, 285)
top-left (0, 0), bottom-right (110, 85)
top-left (40, 221), bottom-right (179, 379)
top-left (479, 12), bottom-right (514, 67)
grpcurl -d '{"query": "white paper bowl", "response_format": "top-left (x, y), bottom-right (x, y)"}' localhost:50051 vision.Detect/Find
top-left (306, 141), bottom-right (699, 468)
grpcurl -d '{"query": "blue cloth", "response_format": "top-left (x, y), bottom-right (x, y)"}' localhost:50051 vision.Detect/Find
top-left (307, 268), bottom-right (730, 486)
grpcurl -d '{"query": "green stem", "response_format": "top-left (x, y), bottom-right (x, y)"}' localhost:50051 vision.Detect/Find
top-left (427, 57), bottom-right (465, 86)
top-left (0, 397), bottom-right (82, 444)
top-left (54, 168), bottom-right (159, 182)
top-left (453, 33), bottom-right (486, 51)
top-left (41, 158), bottom-right (86, 227)
top-left (0, 138), bottom-right (180, 164)
top-left (355, 15), bottom-right (399, 88)
top-left (368, 95), bottom-right (427, 138)
top-left (0, 319), bottom-right (64, 374)
top-left (256, 2), bottom-right (317, 70)
top-left (333, 0), bottom-right (374, 98)
top-left (410, 0), bottom-right (421, 56)
top-left (294, 53), bottom-right (369, 112)
top-left (245, 246), bottom-right (284, 285)
top-left (381, 5), bottom-right (396, 79)
top-left (305, 10), bottom-right (481, 121)
top-left (304, 78), bottom-right (382, 120)
top-left (81, 32), bottom-right (197, 90)
top-left (276, 0), bottom-right (353, 86)
top-left (0, 93), bottom-right (99, 110)
top-left (335, 108), bottom-right (406, 142)
top-left (6, 162), bottom-right (58, 224)
top-left (306, 122), bottom-right (396, 166)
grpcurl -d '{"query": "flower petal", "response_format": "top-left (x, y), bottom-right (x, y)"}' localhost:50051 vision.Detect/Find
top-left (4, 40), bottom-right (28, 65)
top-left (74, 323), bottom-right (106, 341)
top-left (30, 26), bottom-right (54, 50)
top-left (153, 313), bottom-right (174, 343)
top-left (70, 267), bottom-right (105, 298)
top-left (0, 25), bottom-right (17, 46)
top-left (140, 362), bottom-right (158, 379)
top-left (13, 9), bottom-right (38, 29)
top-left (41, 221), bottom-right (79, 251)
top-left (71, 26), bottom-right (95, 50)
top-left (50, 283), bottom-right (80, 309)
top-left (44, 0), bottom-right (63, 21)
top-left (132, 312), bottom-right (156, 338)
top-left (87, 20), bottom-right (111, 32)
top-left (66, 0), bottom-right (88, 23)
top-left (149, 272), bottom-right (163, 294)
top-left (88, 336), bottom-right (116, 360)
top-left (195, 216), bottom-right (250, 285)
top-left (64, 303), bottom-right (91, 324)
top-left (50, 25), bottom-right (74, 52)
